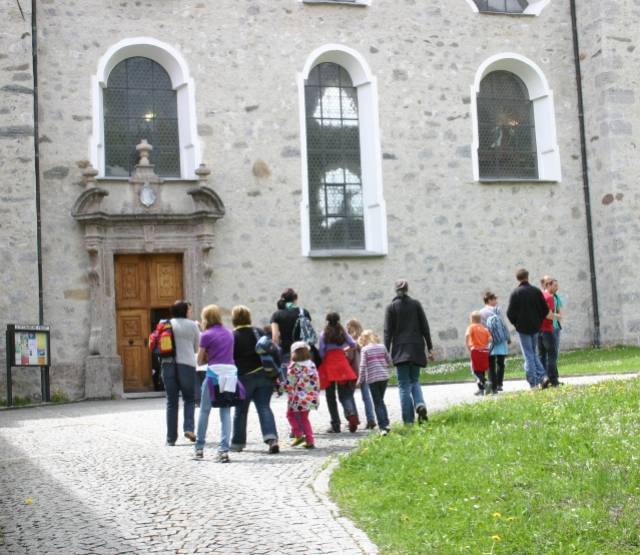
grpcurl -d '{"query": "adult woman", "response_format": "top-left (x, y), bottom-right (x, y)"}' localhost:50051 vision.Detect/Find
top-left (318, 312), bottom-right (360, 433)
top-left (270, 288), bottom-right (313, 373)
top-left (195, 304), bottom-right (236, 462)
top-left (162, 300), bottom-right (200, 446)
top-left (230, 305), bottom-right (279, 454)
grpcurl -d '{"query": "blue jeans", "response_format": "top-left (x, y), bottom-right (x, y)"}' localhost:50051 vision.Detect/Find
top-left (553, 328), bottom-right (561, 356)
top-left (396, 363), bottom-right (426, 424)
top-left (196, 379), bottom-right (231, 452)
top-left (161, 361), bottom-right (195, 443)
top-left (518, 332), bottom-right (547, 387)
top-left (360, 382), bottom-right (376, 424)
top-left (368, 380), bottom-right (390, 430)
top-left (231, 373), bottom-right (278, 448)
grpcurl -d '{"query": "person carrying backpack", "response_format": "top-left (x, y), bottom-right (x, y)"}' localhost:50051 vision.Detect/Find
top-left (149, 300), bottom-right (200, 446)
top-left (480, 291), bottom-right (511, 393)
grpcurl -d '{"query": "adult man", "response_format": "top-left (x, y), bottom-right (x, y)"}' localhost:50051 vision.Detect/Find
top-left (506, 269), bottom-right (557, 388)
top-left (539, 277), bottom-right (562, 386)
top-left (384, 280), bottom-right (433, 424)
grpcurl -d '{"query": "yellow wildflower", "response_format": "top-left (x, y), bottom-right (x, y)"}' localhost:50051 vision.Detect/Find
top-left (492, 512), bottom-right (502, 518)
top-left (491, 535), bottom-right (501, 542)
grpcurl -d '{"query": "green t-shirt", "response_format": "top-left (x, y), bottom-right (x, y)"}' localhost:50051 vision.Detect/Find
top-left (553, 294), bottom-right (563, 330)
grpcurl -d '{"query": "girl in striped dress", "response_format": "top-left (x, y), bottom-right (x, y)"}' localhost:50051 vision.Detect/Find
top-left (357, 330), bottom-right (392, 435)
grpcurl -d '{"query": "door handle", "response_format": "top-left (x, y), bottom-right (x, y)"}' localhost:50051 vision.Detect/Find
top-left (128, 339), bottom-right (134, 346)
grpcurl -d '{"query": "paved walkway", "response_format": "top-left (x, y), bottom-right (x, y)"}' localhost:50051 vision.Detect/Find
top-left (0, 373), bottom-right (635, 554)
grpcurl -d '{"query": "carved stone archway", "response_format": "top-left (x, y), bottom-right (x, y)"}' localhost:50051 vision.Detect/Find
top-left (72, 141), bottom-right (225, 398)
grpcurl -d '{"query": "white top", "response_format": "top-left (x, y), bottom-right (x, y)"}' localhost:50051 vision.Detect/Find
top-left (170, 318), bottom-right (200, 367)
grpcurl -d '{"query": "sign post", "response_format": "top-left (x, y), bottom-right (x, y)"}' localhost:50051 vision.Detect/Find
top-left (5, 324), bottom-right (51, 407)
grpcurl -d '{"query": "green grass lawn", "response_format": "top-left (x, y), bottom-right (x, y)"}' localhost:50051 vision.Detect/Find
top-left (331, 378), bottom-right (640, 554)
top-left (398, 345), bottom-right (640, 385)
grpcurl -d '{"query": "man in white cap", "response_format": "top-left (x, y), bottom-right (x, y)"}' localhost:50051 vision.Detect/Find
top-left (383, 279), bottom-right (434, 424)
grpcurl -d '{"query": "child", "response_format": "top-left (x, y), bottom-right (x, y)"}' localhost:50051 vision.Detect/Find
top-left (357, 330), bottom-right (392, 435)
top-left (465, 311), bottom-right (492, 396)
top-left (318, 312), bottom-right (360, 433)
top-left (285, 341), bottom-right (320, 448)
top-left (346, 319), bottom-right (377, 430)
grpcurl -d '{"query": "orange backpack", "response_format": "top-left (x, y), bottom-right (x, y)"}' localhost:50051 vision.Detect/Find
top-left (149, 320), bottom-right (175, 358)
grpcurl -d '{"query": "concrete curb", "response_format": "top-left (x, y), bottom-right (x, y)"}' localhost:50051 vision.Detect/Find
top-left (311, 456), bottom-right (379, 555)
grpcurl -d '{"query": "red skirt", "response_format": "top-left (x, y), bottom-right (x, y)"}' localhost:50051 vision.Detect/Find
top-left (319, 349), bottom-right (357, 390)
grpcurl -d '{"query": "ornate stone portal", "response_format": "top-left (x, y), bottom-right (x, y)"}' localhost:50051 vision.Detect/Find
top-left (72, 141), bottom-right (225, 398)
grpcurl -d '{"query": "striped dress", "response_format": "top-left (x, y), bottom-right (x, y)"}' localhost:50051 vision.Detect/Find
top-left (359, 343), bottom-right (391, 384)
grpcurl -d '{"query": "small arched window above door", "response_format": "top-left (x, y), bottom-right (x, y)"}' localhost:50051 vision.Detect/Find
top-left (103, 57), bottom-right (180, 177)
top-left (466, 0), bottom-right (550, 15)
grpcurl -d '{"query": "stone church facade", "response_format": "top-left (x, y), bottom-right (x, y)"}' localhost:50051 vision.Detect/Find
top-left (1, 0), bottom-right (638, 400)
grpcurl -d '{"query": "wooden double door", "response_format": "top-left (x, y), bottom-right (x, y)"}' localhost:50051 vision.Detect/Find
top-left (115, 254), bottom-right (183, 392)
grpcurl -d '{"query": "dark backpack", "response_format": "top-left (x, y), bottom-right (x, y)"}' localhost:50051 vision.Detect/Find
top-left (293, 307), bottom-right (317, 345)
top-left (253, 329), bottom-right (281, 379)
top-left (486, 310), bottom-right (510, 345)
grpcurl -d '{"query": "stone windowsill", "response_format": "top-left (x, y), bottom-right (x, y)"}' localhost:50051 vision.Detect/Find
top-left (308, 249), bottom-right (385, 258)
top-left (478, 179), bottom-right (559, 184)
top-left (302, 0), bottom-right (369, 6)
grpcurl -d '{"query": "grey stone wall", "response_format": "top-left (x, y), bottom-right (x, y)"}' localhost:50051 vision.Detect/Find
top-left (0, 3), bottom-right (41, 401)
top-left (577, 0), bottom-right (640, 345)
top-left (4, 0), bottom-right (635, 400)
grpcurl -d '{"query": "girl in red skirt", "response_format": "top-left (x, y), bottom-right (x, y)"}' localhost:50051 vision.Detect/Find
top-left (318, 312), bottom-right (360, 432)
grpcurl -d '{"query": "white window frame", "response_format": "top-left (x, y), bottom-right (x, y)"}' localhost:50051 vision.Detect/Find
top-left (90, 37), bottom-right (201, 180)
top-left (470, 52), bottom-right (561, 182)
top-left (465, 0), bottom-right (551, 16)
top-left (298, 44), bottom-right (387, 257)
top-left (299, 0), bottom-right (371, 6)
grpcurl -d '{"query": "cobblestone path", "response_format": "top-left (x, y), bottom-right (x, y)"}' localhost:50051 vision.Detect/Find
top-left (0, 374), bottom-right (634, 554)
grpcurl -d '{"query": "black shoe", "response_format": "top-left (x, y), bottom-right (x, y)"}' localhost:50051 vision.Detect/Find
top-left (365, 421), bottom-right (377, 430)
top-left (497, 385), bottom-right (504, 392)
top-left (540, 378), bottom-right (551, 390)
top-left (326, 426), bottom-right (341, 434)
top-left (416, 405), bottom-right (428, 423)
top-left (267, 439), bottom-right (280, 454)
top-left (166, 440), bottom-right (176, 446)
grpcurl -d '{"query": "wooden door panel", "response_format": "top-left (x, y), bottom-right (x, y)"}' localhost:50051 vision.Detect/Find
top-left (115, 255), bottom-right (148, 309)
top-left (117, 309), bottom-right (151, 391)
top-left (149, 254), bottom-right (183, 307)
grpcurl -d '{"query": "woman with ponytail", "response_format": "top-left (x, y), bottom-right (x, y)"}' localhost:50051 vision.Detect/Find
top-left (318, 312), bottom-right (360, 433)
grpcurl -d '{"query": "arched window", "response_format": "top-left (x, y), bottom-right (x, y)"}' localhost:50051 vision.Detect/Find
top-left (473, 0), bottom-right (528, 13)
top-left (470, 53), bottom-right (561, 182)
top-left (477, 71), bottom-right (537, 179)
top-left (305, 63), bottom-right (364, 250)
top-left (103, 57), bottom-right (180, 177)
top-left (298, 44), bottom-right (387, 257)
top-left (90, 38), bottom-right (201, 179)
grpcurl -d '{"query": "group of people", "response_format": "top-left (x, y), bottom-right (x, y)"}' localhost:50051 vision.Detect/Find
top-left (159, 280), bottom-right (434, 462)
top-left (160, 270), bottom-right (563, 461)
top-left (465, 268), bottom-right (563, 395)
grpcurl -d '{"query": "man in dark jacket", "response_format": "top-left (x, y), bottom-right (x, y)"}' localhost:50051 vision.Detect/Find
top-left (506, 268), bottom-right (556, 388)
top-left (384, 280), bottom-right (433, 424)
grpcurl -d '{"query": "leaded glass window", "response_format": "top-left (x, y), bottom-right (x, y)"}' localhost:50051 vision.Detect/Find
top-left (103, 57), bottom-right (180, 177)
top-left (474, 0), bottom-right (528, 13)
top-left (477, 71), bottom-right (538, 180)
top-left (305, 63), bottom-right (365, 250)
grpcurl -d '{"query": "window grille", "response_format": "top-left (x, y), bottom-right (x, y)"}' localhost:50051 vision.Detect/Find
top-left (477, 71), bottom-right (538, 180)
top-left (103, 57), bottom-right (180, 177)
top-left (474, 0), bottom-right (528, 14)
top-left (305, 62), bottom-right (365, 250)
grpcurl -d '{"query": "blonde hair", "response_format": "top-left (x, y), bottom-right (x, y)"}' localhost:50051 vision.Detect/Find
top-left (201, 304), bottom-right (222, 329)
top-left (470, 311), bottom-right (482, 324)
top-left (358, 329), bottom-right (380, 347)
top-left (231, 305), bottom-right (252, 327)
top-left (346, 319), bottom-right (363, 340)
